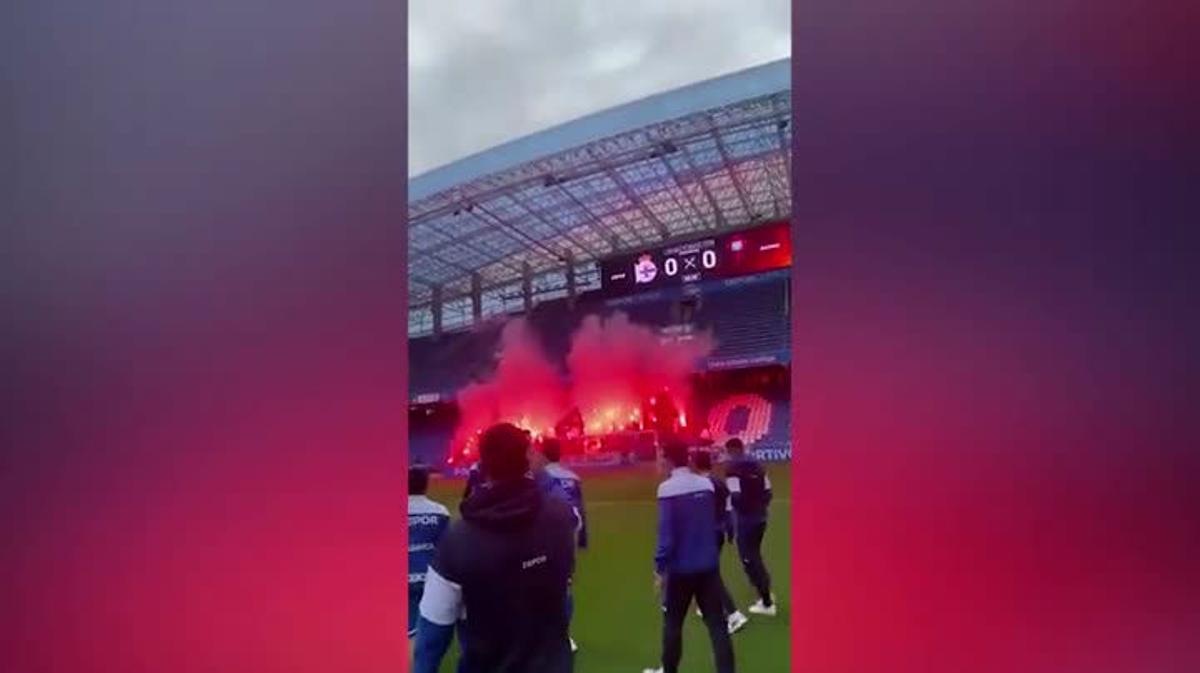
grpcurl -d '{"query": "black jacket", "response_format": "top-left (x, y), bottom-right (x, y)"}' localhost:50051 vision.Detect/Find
top-left (432, 476), bottom-right (576, 673)
top-left (726, 456), bottom-right (773, 525)
top-left (708, 474), bottom-right (734, 539)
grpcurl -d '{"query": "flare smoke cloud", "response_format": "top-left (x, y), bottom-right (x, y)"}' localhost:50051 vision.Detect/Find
top-left (451, 312), bottom-right (714, 458)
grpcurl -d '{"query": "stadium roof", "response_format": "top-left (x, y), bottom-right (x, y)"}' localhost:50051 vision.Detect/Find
top-left (408, 58), bottom-right (791, 307)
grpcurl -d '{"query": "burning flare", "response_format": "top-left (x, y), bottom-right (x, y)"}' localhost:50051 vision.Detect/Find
top-left (449, 311), bottom-right (714, 463)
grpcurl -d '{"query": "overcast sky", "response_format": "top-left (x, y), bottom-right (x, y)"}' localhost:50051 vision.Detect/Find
top-left (409, 0), bottom-right (790, 176)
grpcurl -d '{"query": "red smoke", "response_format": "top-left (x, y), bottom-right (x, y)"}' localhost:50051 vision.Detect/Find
top-left (449, 312), bottom-right (714, 462)
top-left (567, 312), bottom-right (713, 434)
top-left (450, 319), bottom-right (568, 462)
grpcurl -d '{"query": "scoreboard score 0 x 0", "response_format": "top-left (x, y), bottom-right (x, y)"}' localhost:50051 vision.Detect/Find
top-left (600, 221), bottom-right (791, 294)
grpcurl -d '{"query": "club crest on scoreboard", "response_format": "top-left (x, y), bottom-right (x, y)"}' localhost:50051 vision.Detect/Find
top-left (634, 254), bottom-right (658, 284)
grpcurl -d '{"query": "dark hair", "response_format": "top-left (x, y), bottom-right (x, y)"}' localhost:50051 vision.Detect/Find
top-left (725, 437), bottom-right (745, 455)
top-left (692, 449), bottom-right (713, 472)
top-left (541, 437), bottom-right (562, 463)
top-left (409, 466), bottom-right (430, 495)
top-left (480, 422), bottom-right (531, 482)
top-left (662, 438), bottom-right (690, 468)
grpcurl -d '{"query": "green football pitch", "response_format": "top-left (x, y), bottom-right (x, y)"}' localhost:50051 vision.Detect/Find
top-left (423, 462), bottom-right (791, 673)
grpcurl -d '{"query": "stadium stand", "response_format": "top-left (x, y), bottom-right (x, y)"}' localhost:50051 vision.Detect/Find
top-left (407, 59), bottom-right (792, 469)
top-left (406, 274), bottom-right (792, 468)
top-left (408, 270), bottom-right (789, 397)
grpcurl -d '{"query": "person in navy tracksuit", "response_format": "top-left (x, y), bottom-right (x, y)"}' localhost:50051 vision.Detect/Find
top-left (539, 438), bottom-right (586, 652)
top-left (408, 466), bottom-right (451, 639)
top-left (451, 436), bottom-right (578, 662)
top-left (724, 438), bottom-right (775, 615)
top-left (540, 439), bottom-right (587, 550)
top-left (414, 423), bottom-right (577, 673)
top-left (691, 448), bottom-right (748, 634)
top-left (457, 433), bottom-right (581, 656)
top-left (646, 439), bottom-right (736, 673)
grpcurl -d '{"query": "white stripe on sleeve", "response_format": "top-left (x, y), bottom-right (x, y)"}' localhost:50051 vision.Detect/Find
top-left (765, 475), bottom-right (772, 491)
top-left (726, 476), bottom-right (741, 494)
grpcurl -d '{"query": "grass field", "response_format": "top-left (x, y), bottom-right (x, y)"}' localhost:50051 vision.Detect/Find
top-left (424, 462), bottom-right (791, 673)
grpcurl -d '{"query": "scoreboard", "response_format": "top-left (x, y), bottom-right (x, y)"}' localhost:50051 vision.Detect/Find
top-left (600, 221), bottom-right (791, 294)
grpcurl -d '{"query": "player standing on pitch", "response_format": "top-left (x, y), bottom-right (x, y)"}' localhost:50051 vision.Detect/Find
top-left (691, 448), bottom-right (749, 634)
top-left (452, 434), bottom-right (580, 667)
top-left (414, 423), bottom-right (577, 673)
top-left (540, 438), bottom-right (586, 652)
top-left (724, 438), bottom-right (776, 616)
top-left (644, 439), bottom-right (736, 673)
top-left (540, 439), bottom-right (588, 549)
top-left (408, 466), bottom-right (451, 641)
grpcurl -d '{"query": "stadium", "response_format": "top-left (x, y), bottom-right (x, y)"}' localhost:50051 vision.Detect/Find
top-left (409, 59), bottom-right (791, 672)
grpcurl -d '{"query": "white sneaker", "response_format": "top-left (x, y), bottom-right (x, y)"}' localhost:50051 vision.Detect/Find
top-left (570, 637), bottom-right (578, 652)
top-left (642, 668), bottom-right (663, 673)
top-left (748, 597), bottom-right (777, 616)
top-left (727, 610), bottom-right (749, 634)
top-left (695, 607), bottom-right (704, 618)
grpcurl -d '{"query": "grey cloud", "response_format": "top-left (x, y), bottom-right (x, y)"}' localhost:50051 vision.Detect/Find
top-left (409, 0), bottom-right (789, 176)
